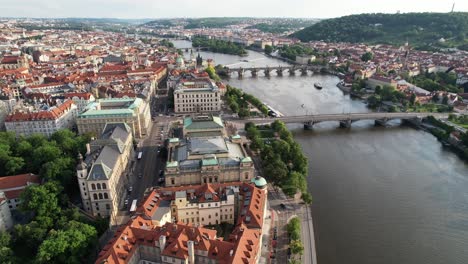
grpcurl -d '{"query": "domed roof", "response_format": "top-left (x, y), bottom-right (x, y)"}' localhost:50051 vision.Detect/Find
top-left (251, 176), bottom-right (267, 188)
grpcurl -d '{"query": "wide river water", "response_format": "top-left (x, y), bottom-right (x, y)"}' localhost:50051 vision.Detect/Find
top-left (174, 40), bottom-right (468, 264)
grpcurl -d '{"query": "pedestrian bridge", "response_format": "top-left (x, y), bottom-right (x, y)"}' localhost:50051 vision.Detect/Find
top-left (230, 112), bottom-right (448, 129)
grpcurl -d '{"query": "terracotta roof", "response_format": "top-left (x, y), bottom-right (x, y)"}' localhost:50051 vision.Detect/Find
top-left (0, 173), bottom-right (40, 199)
top-left (5, 100), bottom-right (75, 122)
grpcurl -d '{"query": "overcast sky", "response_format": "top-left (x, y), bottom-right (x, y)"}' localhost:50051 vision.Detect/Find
top-left (1, 0), bottom-right (467, 19)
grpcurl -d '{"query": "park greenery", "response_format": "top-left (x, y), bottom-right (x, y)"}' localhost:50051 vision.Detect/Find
top-left (361, 52), bottom-right (374, 62)
top-left (184, 17), bottom-right (247, 29)
top-left (225, 85), bottom-right (268, 118)
top-left (192, 36), bottom-right (247, 56)
top-left (159, 39), bottom-right (175, 48)
top-left (264, 45), bottom-right (273, 55)
top-left (245, 121), bottom-right (312, 204)
top-left (425, 116), bottom-right (468, 159)
top-left (292, 12), bottom-right (468, 51)
top-left (407, 71), bottom-right (461, 93)
top-left (286, 217), bottom-right (304, 258)
top-left (246, 19), bottom-right (317, 34)
top-left (448, 114), bottom-right (468, 129)
top-left (279, 44), bottom-right (316, 61)
top-left (0, 130), bottom-right (106, 263)
top-left (205, 65), bottom-right (221, 82)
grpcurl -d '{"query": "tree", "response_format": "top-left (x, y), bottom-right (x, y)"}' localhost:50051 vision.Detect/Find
top-left (20, 181), bottom-right (62, 219)
top-left (286, 217), bottom-right (301, 240)
top-left (37, 221), bottom-right (97, 264)
top-left (290, 240), bottom-right (304, 255)
top-left (361, 52), bottom-right (373, 62)
top-left (301, 192), bottom-right (313, 204)
top-left (264, 45), bottom-right (273, 54)
top-left (263, 156), bottom-right (288, 184)
top-left (442, 95), bottom-right (449, 105)
top-left (374, 85), bottom-right (382, 94)
top-left (410, 93), bottom-right (416, 105)
top-left (0, 231), bottom-right (14, 263)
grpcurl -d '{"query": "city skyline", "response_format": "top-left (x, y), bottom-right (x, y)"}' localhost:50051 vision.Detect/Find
top-left (1, 0), bottom-right (468, 19)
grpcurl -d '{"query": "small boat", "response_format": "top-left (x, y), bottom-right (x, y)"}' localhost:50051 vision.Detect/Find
top-left (241, 59), bottom-right (249, 62)
top-left (314, 82), bottom-right (323, 89)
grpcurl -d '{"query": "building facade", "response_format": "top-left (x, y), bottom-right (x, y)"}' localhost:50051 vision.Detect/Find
top-left (64, 92), bottom-right (96, 113)
top-left (76, 98), bottom-right (151, 138)
top-left (173, 77), bottom-right (221, 114)
top-left (0, 173), bottom-right (40, 210)
top-left (76, 123), bottom-right (133, 222)
top-left (0, 192), bottom-right (13, 231)
top-left (4, 100), bottom-right (77, 138)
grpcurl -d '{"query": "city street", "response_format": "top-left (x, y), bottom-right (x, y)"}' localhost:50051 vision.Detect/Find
top-left (267, 185), bottom-right (317, 264)
top-left (113, 92), bottom-right (178, 225)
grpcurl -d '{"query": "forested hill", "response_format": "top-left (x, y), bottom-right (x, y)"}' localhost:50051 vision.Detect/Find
top-left (291, 13), bottom-right (468, 50)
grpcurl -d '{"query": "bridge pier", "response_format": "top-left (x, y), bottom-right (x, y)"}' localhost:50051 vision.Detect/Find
top-left (375, 118), bottom-right (388, 126)
top-left (304, 121), bottom-right (314, 130)
top-left (289, 68), bottom-right (296, 75)
top-left (301, 68), bottom-right (308, 75)
top-left (238, 69), bottom-right (244, 78)
top-left (276, 68), bottom-right (283, 76)
top-left (264, 68), bottom-right (271, 77)
top-left (251, 69), bottom-right (257, 77)
top-left (339, 120), bottom-right (352, 128)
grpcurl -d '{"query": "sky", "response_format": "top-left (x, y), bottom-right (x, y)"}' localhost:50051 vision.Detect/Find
top-left (1, 0), bottom-right (467, 19)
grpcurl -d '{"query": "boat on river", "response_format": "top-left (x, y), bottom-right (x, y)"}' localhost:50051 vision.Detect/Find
top-left (314, 82), bottom-right (323, 89)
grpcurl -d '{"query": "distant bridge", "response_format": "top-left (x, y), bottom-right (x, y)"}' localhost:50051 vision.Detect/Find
top-left (225, 65), bottom-right (340, 77)
top-left (230, 112), bottom-right (448, 129)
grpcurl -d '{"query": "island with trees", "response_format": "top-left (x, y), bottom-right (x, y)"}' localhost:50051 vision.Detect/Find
top-left (291, 12), bottom-right (468, 51)
top-left (192, 36), bottom-right (247, 56)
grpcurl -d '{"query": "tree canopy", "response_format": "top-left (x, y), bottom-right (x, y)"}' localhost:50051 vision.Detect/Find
top-left (192, 36), bottom-right (247, 56)
top-left (292, 12), bottom-right (468, 50)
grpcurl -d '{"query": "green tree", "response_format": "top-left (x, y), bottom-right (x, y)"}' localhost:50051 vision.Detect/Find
top-left (301, 192), bottom-right (313, 204)
top-left (442, 95), bottom-right (449, 105)
top-left (20, 181), bottom-right (62, 219)
top-left (361, 52), bottom-right (373, 62)
top-left (286, 217), bottom-right (301, 240)
top-left (4, 156), bottom-right (25, 175)
top-left (290, 240), bottom-right (304, 255)
top-left (410, 93), bottom-right (416, 105)
top-left (264, 45), bottom-right (273, 54)
top-left (263, 156), bottom-right (288, 184)
top-left (37, 221), bottom-right (97, 264)
top-left (0, 231), bottom-right (14, 263)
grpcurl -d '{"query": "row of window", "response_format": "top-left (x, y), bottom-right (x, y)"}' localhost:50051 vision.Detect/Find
top-left (176, 93), bottom-right (218, 99)
top-left (178, 98), bottom-right (218, 103)
top-left (92, 192), bottom-right (109, 200)
top-left (90, 182), bottom-right (107, 190)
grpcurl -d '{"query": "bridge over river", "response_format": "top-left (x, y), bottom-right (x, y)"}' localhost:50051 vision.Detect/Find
top-left (225, 65), bottom-right (341, 77)
top-left (228, 112), bottom-right (448, 129)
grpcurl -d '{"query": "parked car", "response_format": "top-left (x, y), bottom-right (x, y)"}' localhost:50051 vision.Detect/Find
top-left (138, 173), bottom-right (143, 179)
top-left (124, 199), bottom-right (129, 207)
top-left (128, 186), bottom-right (133, 192)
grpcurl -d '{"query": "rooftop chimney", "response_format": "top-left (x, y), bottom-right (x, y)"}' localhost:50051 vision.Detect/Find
top-left (188, 240), bottom-right (195, 264)
top-left (159, 235), bottom-right (166, 251)
top-left (86, 143), bottom-right (91, 155)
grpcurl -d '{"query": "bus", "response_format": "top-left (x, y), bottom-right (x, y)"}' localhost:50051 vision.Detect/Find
top-left (129, 199), bottom-right (138, 212)
top-left (137, 152), bottom-right (143, 160)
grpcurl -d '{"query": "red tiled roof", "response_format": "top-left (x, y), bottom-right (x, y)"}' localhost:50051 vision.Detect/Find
top-left (0, 173), bottom-right (40, 199)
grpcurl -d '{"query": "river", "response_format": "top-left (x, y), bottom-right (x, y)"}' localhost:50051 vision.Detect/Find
top-left (174, 40), bottom-right (468, 264)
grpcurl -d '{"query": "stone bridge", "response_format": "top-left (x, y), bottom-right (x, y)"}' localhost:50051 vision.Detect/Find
top-left (225, 65), bottom-right (332, 77)
top-left (230, 112), bottom-right (448, 129)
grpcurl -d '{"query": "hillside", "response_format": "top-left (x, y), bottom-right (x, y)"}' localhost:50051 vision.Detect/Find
top-left (291, 12), bottom-right (468, 50)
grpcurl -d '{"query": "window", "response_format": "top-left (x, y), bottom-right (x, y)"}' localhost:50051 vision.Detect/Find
top-left (97, 183), bottom-right (101, 190)
top-left (202, 218), bottom-right (204, 221)
top-left (102, 183), bottom-right (106, 189)
top-left (91, 184), bottom-right (96, 190)
top-left (104, 193), bottom-right (109, 199)
top-left (208, 215), bottom-right (211, 219)
top-left (93, 194), bottom-right (98, 200)
top-left (245, 172), bottom-right (249, 180)
top-left (106, 204), bottom-right (110, 210)
top-left (99, 193), bottom-right (103, 199)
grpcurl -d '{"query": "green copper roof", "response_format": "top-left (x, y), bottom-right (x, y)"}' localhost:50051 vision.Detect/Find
top-left (202, 158), bottom-right (218, 166)
top-left (231, 134), bottom-right (241, 139)
top-left (241, 156), bottom-right (252, 163)
top-left (166, 161), bottom-right (179, 168)
top-left (251, 176), bottom-right (267, 187)
top-left (169, 138), bottom-right (180, 143)
top-left (79, 109), bottom-right (135, 118)
top-left (183, 116), bottom-right (224, 130)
